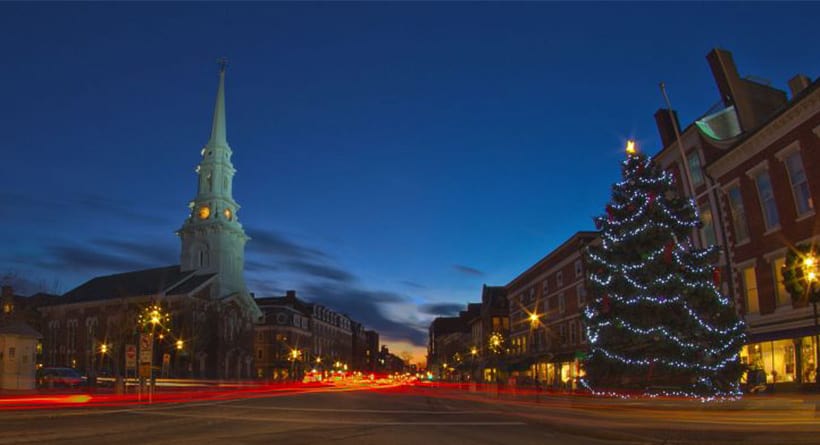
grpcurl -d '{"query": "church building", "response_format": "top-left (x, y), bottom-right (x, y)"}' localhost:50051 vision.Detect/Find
top-left (38, 64), bottom-right (262, 379)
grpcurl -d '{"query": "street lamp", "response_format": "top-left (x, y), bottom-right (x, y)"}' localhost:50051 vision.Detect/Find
top-left (787, 248), bottom-right (820, 384)
top-left (804, 253), bottom-right (819, 383)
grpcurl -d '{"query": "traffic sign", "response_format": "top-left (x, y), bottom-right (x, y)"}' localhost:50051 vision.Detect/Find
top-left (139, 333), bottom-right (153, 364)
top-left (125, 344), bottom-right (137, 369)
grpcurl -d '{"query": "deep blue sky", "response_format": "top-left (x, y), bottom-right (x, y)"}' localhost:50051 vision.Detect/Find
top-left (1, 2), bottom-right (818, 360)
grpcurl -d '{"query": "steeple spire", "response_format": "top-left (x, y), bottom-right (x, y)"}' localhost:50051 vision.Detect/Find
top-left (208, 58), bottom-right (228, 147)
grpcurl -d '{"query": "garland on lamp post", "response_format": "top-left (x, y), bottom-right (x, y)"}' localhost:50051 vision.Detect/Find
top-left (782, 244), bottom-right (819, 304)
top-left (782, 244), bottom-right (819, 383)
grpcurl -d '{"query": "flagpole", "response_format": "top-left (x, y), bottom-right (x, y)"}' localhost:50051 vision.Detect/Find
top-left (659, 82), bottom-right (696, 200)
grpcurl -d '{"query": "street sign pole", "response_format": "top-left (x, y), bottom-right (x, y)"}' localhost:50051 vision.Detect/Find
top-left (139, 333), bottom-right (154, 403)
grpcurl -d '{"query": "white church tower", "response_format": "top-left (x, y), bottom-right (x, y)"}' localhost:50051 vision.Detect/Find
top-left (178, 62), bottom-right (260, 320)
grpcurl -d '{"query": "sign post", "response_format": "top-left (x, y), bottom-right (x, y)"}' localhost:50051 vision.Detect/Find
top-left (139, 333), bottom-right (153, 403)
top-left (125, 344), bottom-right (137, 372)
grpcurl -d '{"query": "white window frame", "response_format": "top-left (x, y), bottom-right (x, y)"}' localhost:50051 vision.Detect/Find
top-left (687, 150), bottom-right (705, 187)
top-left (746, 161), bottom-right (780, 233)
top-left (556, 271), bottom-right (563, 288)
top-left (574, 260), bottom-right (583, 278)
top-left (776, 142), bottom-right (814, 219)
top-left (723, 180), bottom-right (750, 245)
top-left (737, 260), bottom-right (759, 315)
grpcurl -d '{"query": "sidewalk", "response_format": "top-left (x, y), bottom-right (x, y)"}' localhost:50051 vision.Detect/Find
top-left (435, 382), bottom-right (820, 413)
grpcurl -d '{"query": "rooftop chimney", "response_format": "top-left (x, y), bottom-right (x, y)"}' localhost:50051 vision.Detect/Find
top-left (788, 74), bottom-right (811, 98)
top-left (654, 108), bottom-right (681, 148)
top-left (706, 48), bottom-right (787, 132)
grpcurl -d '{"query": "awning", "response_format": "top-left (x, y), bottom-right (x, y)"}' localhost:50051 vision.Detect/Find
top-left (747, 326), bottom-right (819, 344)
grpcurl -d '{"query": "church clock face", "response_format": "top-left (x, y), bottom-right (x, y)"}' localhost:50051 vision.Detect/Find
top-left (224, 208), bottom-right (232, 220)
top-left (198, 205), bottom-right (210, 219)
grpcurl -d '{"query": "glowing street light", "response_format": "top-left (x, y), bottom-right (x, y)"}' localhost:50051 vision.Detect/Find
top-left (625, 139), bottom-right (637, 155)
top-left (801, 251), bottom-right (819, 383)
top-left (100, 343), bottom-right (108, 354)
top-left (805, 255), bottom-right (817, 282)
top-left (176, 339), bottom-right (184, 350)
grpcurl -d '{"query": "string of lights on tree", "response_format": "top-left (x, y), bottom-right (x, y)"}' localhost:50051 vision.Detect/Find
top-left (582, 141), bottom-right (746, 401)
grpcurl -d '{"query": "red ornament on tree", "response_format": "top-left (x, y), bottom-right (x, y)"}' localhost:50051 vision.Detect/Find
top-left (647, 192), bottom-right (655, 206)
top-left (664, 242), bottom-right (674, 264)
top-left (713, 267), bottom-right (721, 287)
top-left (601, 294), bottom-right (611, 313)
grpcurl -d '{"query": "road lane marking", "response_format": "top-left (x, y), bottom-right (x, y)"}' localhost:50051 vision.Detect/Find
top-left (129, 409), bottom-right (526, 426)
top-left (215, 404), bottom-right (503, 415)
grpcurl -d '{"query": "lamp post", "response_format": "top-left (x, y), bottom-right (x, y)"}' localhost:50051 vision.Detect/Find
top-left (528, 311), bottom-right (541, 390)
top-left (470, 346), bottom-right (478, 382)
top-left (290, 349), bottom-right (301, 382)
top-left (803, 254), bottom-right (819, 383)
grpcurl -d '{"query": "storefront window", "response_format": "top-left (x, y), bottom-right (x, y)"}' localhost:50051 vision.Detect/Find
top-left (741, 337), bottom-right (817, 384)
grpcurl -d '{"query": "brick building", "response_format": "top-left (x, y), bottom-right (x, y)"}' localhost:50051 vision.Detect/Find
top-left (708, 78), bottom-right (819, 386)
top-left (651, 48), bottom-right (818, 387)
top-left (506, 231), bottom-right (597, 390)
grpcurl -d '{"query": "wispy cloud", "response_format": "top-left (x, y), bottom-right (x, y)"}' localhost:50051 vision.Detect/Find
top-left (93, 238), bottom-right (177, 266)
top-left (301, 283), bottom-right (427, 346)
top-left (40, 244), bottom-right (157, 275)
top-left (284, 260), bottom-right (355, 283)
top-left (0, 191), bottom-right (174, 227)
top-left (245, 227), bottom-right (327, 260)
top-left (453, 264), bottom-right (485, 277)
top-left (418, 303), bottom-right (464, 316)
top-left (400, 280), bottom-right (427, 289)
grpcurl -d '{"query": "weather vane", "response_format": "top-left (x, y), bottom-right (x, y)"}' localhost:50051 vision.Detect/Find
top-left (217, 57), bottom-right (228, 73)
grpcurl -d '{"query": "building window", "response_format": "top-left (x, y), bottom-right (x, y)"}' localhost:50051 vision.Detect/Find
top-left (576, 284), bottom-right (587, 306)
top-left (742, 266), bottom-right (759, 314)
top-left (754, 171), bottom-right (780, 230)
top-left (699, 203), bottom-right (717, 246)
top-left (556, 271), bottom-right (563, 288)
top-left (559, 324), bottom-right (567, 345)
top-left (569, 320), bottom-right (577, 345)
top-left (574, 260), bottom-right (583, 278)
top-left (726, 185), bottom-right (750, 243)
top-left (558, 293), bottom-right (566, 314)
top-left (687, 151), bottom-right (705, 187)
top-left (784, 152), bottom-right (813, 217)
top-left (257, 349), bottom-right (262, 360)
top-left (773, 257), bottom-right (789, 306)
top-left (542, 280), bottom-right (548, 296)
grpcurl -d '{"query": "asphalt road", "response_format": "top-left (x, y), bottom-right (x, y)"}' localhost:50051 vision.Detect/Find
top-left (0, 383), bottom-right (817, 445)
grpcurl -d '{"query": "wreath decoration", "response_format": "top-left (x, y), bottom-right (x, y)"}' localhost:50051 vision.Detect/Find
top-left (782, 243), bottom-right (820, 305)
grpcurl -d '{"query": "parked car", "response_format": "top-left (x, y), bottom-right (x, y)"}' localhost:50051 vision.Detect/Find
top-left (37, 367), bottom-right (86, 389)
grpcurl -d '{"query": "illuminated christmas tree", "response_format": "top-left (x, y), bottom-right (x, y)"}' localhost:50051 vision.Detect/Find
top-left (583, 141), bottom-right (745, 399)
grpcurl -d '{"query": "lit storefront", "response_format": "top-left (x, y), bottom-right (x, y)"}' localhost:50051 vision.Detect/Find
top-left (526, 355), bottom-right (584, 390)
top-left (741, 334), bottom-right (817, 384)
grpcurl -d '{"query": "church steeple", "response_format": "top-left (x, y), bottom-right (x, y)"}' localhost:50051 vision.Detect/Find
top-left (208, 59), bottom-right (228, 148)
top-left (178, 60), bottom-right (251, 306)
